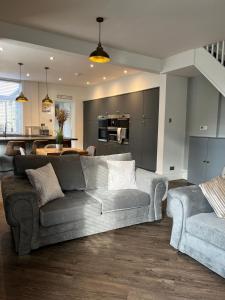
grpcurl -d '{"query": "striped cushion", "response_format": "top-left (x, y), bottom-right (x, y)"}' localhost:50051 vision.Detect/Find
top-left (199, 176), bottom-right (225, 218)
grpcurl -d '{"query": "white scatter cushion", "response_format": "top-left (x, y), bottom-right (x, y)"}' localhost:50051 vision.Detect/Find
top-left (107, 160), bottom-right (137, 190)
top-left (199, 176), bottom-right (225, 218)
top-left (26, 163), bottom-right (64, 207)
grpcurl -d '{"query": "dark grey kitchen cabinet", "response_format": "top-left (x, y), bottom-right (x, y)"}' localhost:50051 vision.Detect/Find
top-left (83, 87), bottom-right (159, 171)
top-left (188, 137), bottom-right (225, 184)
top-left (83, 99), bottom-right (108, 121)
top-left (106, 94), bottom-right (125, 115)
top-left (129, 118), bottom-right (142, 166)
top-left (83, 120), bottom-right (98, 148)
top-left (123, 91), bottom-right (143, 118)
top-left (140, 119), bottom-right (158, 171)
top-left (143, 88), bottom-right (159, 118)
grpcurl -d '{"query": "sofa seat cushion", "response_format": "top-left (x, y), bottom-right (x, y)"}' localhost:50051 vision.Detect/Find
top-left (86, 189), bottom-right (150, 213)
top-left (186, 212), bottom-right (225, 251)
top-left (40, 191), bottom-right (101, 227)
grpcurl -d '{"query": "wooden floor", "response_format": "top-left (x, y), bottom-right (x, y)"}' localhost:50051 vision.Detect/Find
top-left (0, 181), bottom-right (224, 300)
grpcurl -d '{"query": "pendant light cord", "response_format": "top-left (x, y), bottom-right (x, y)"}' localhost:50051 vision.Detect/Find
top-left (99, 21), bottom-right (101, 45)
top-left (45, 67), bottom-right (49, 94)
top-left (19, 64), bottom-right (21, 83)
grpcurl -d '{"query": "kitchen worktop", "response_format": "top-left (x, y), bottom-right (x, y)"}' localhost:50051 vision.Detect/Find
top-left (0, 135), bottom-right (78, 142)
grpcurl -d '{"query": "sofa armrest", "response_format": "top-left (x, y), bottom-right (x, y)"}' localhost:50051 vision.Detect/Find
top-left (1, 176), bottom-right (39, 255)
top-left (166, 185), bottom-right (213, 249)
top-left (135, 168), bottom-right (168, 221)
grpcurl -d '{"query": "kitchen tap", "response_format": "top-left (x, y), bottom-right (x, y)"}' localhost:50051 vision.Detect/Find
top-left (3, 121), bottom-right (13, 137)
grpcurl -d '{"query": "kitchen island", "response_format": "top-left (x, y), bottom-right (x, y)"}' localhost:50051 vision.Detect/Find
top-left (0, 135), bottom-right (78, 142)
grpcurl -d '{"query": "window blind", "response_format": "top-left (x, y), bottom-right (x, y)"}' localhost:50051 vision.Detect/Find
top-left (0, 80), bottom-right (23, 134)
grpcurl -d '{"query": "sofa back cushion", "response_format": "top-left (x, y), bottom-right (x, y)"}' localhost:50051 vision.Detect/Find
top-left (14, 155), bottom-right (86, 191)
top-left (80, 153), bottom-right (132, 190)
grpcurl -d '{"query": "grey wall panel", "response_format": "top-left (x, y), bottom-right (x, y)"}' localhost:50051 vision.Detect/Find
top-left (188, 137), bottom-right (208, 184)
top-left (187, 75), bottom-right (219, 137)
top-left (205, 138), bottom-right (225, 180)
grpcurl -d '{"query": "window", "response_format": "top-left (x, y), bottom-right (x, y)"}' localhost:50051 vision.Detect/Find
top-left (0, 80), bottom-right (23, 134)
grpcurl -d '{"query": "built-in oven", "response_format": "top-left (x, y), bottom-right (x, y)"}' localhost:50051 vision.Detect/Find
top-left (98, 116), bottom-right (108, 142)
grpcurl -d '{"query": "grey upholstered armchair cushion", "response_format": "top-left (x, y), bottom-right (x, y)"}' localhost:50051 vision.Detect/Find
top-left (80, 153), bottom-right (132, 190)
top-left (14, 155), bottom-right (86, 191)
top-left (186, 212), bottom-right (225, 251)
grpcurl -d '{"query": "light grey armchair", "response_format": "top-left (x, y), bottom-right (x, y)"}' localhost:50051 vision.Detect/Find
top-left (167, 185), bottom-right (225, 278)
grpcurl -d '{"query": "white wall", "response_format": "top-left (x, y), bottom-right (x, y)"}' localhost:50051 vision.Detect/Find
top-left (187, 75), bottom-right (220, 137)
top-left (158, 74), bottom-right (188, 179)
top-left (22, 81), bottom-right (87, 148)
top-left (85, 72), bottom-right (160, 100)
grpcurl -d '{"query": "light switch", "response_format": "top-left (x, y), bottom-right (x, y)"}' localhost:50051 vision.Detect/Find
top-left (200, 125), bottom-right (208, 131)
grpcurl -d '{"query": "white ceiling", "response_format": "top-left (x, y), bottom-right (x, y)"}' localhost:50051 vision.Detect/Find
top-left (0, 40), bottom-right (139, 86)
top-left (1, 0), bottom-right (225, 58)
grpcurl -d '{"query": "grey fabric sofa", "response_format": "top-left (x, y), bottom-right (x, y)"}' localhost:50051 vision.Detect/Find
top-left (2, 153), bottom-right (168, 255)
top-left (167, 185), bottom-right (225, 278)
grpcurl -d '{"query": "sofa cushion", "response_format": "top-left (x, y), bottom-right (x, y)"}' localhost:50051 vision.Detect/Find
top-left (26, 163), bottom-right (64, 207)
top-left (107, 160), bottom-right (137, 190)
top-left (199, 176), bottom-right (225, 218)
top-left (80, 153), bottom-right (132, 190)
top-left (86, 189), bottom-right (150, 213)
top-left (186, 212), bottom-right (225, 251)
top-left (40, 191), bottom-right (101, 227)
top-left (14, 155), bottom-right (86, 191)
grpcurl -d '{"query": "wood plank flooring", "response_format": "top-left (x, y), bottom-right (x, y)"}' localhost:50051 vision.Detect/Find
top-left (0, 181), bottom-right (224, 300)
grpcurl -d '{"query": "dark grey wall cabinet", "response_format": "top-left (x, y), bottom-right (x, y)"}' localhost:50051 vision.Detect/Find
top-left (188, 137), bottom-right (225, 184)
top-left (83, 87), bottom-right (159, 171)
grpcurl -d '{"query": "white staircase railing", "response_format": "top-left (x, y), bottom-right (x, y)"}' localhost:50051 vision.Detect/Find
top-left (204, 41), bottom-right (225, 65)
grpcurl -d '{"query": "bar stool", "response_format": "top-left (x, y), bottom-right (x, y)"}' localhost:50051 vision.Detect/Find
top-left (31, 140), bottom-right (50, 154)
top-left (63, 139), bottom-right (71, 148)
top-left (5, 141), bottom-right (26, 156)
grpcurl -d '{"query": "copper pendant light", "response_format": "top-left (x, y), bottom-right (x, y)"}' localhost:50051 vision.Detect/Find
top-left (16, 63), bottom-right (29, 102)
top-left (89, 17), bottom-right (111, 63)
top-left (42, 67), bottom-right (53, 106)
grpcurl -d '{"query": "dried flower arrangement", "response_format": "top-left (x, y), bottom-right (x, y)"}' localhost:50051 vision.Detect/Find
top-left (55, 108), bottom-right (70, 131)
top-left (55, 108), bottom-right (70, 146)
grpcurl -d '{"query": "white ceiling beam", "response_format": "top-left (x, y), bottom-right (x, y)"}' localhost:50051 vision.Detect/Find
top-left (0, 21), bottom-right (162, 73)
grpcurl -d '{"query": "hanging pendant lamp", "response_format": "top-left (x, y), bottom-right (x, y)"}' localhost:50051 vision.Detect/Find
top-left (42, 67), bottom-right (53, 106)
top-left (89, 17), bottom-right (111, 63)
top-left (16, 63), bottom-right (29, 102)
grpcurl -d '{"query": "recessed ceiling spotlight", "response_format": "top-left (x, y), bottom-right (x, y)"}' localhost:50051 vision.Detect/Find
top-left (50, 56), bottom-right (54, 61)
top-left (26, 73), bottom-right (30, 77)
top-left (0, 47), bottom-right (3, 52)
top-left (86, 81), bottom-right (90, 85)
top-left (90, 64), bottom-right (94, 68)
top-left (58, 77), bottom-right (62, 81)
top-left (124, 70), bottom-right (128, 74)
top-left (103, 76), bottom-right (106, 80)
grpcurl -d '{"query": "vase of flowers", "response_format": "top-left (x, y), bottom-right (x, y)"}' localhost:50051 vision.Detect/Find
top-left (55, 108), bottom-right (69, 150)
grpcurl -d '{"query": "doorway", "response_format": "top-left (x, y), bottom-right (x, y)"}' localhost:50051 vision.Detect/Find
top-left (55, 100), bottom-right (74, 138)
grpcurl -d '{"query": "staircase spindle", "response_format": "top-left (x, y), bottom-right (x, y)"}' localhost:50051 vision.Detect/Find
top-left (211, 43), bottom-right (214, 55)
top-left (216, 42), bottom-right (219, 60)
top-left (222, 41), bottom-right (225, 65)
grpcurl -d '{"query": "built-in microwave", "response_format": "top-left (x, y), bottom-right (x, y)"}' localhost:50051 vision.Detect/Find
top-left (98, 115), bottom-right (108, 128)
top-left (98, 114), bottom-right (130, 144)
